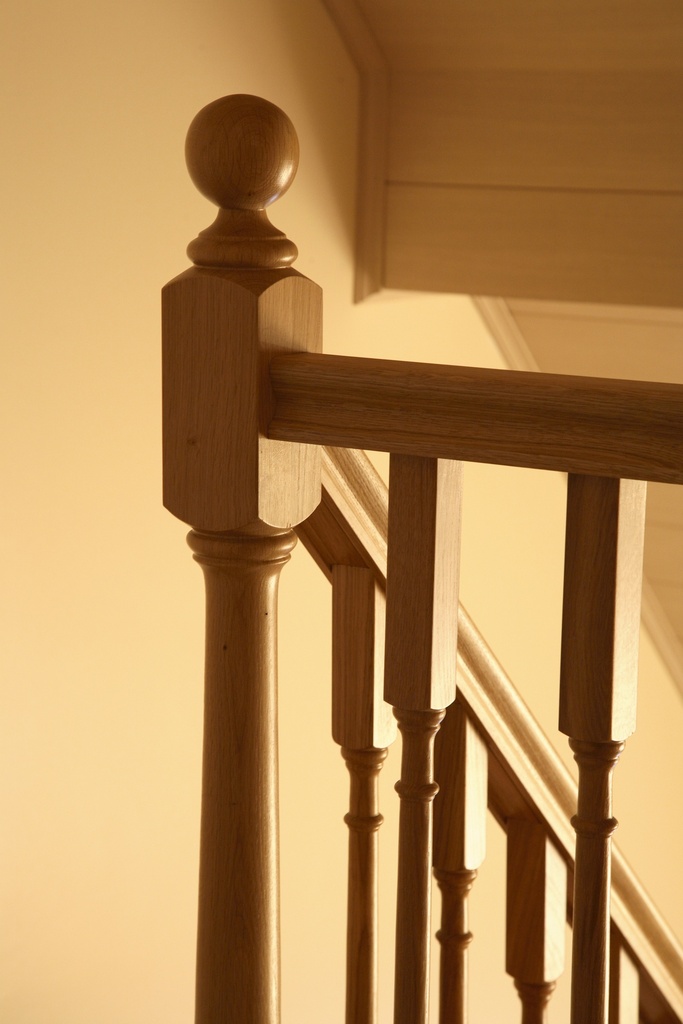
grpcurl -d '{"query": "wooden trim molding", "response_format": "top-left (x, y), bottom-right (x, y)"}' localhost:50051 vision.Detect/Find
top-left (320, 0), bottom-right (389, 300)
top-left (640, 579), bottom-right (683, 704)
top-left (473, 296), bottom-right (541, 373)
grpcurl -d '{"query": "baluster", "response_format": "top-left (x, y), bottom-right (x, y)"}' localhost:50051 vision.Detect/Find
top-left (559, 475), bottom-right (647, 1024)
top-left (432, 701), bottom-right (487, 1024)
top-left (384, 455), bottom-right (463, 1024)
top-left (506, 818), bottom-right (567, 1024)
top-left (332, 564), bottom-right (396, 1024)
top-left (609, 930), bottom-right (640, 1024)
top-left (162, 95), bottom-right (322, 1024)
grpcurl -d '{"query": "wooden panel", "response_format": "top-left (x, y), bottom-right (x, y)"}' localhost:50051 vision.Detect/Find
top-left (506, 309), bottom-right (683, 383)
top-left (646, 481), bottom-right (683, 526)
top-left (645, 525), bottom-right (683, 585)
top-left (390, 71), bottom-right (683, 192)
top-left (319, 0), bottom-right (388, 298)
top-left (384, 184), bottom-right (683, 306)
top-left (644, 528), bottom-right (683, 652)
top-left (269, 353), bottom-right (683, 484)
top-left (507, 299), bottom-right (683, 325)
top-left (356, 0), bottom-right (683, 73)
top-left (652, 584), bottom-right (683, 633)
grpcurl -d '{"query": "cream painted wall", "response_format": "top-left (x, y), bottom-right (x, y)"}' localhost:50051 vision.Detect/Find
top-left (2, 2), bottom-right (682, 1022)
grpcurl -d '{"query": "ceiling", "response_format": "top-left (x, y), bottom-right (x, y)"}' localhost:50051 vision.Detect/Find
top-left (322, 0), bottom-right (683, 695)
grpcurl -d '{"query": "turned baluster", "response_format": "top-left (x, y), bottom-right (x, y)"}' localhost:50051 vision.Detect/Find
top-left (432, 700), bottom-right (487, 1024)
top-left (505, 818), bottom-right (566, 1024)
top-left (559, 475), bottom-right (647, 1024)
top-left (332, 564), bottom-right (396, 1024)
top-left (609, 929), bottom-right (640, 1024)
top-left (384, 455), bottom-right (463, 1024)
top-left (162, 95), bottom-right (322, 1024)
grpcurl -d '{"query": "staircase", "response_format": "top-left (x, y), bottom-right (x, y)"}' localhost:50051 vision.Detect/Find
top-left (162, 95), bottom-right (683, 1024)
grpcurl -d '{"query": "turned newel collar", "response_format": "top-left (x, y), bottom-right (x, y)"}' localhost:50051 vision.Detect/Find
top-left (185, 94), bottom-right (299, 269)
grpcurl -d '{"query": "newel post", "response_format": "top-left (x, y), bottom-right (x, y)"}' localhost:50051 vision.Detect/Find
top-left (162, 95), bottom-right (322, 1024)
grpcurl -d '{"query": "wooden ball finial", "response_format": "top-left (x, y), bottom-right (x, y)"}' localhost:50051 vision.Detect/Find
top-left (185, 95), bottom-right (299, 269)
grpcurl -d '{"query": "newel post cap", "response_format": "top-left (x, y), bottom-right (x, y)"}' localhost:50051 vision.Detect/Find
top-left (185, 94), bottom-right (300, 269)
top-left (163, 94), bottom-right (321, 533)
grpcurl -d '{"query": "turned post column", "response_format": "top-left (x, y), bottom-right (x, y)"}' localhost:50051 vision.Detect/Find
top-left (505, 818), bottom-right (566, 1024)
top-left (433, 701), bottom-right (487, 1024)
top-left (162, 95), bottom-right (322, 1024)
top-left (332, 565), bottom-right (396, 1024)
top-left (559, 475), bottom-right (647, 1024)
top-left (384, 456), bottom-right (463, 1024)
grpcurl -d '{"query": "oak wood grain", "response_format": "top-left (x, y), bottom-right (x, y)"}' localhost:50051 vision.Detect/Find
top-left (296, 449), bottom-right (388, 585)
top-left (333, 565), bottom-right (395, 750)
top-left (568, 739), bottom-right (625, 1024)
top-left (185, 94), bottom-right (299, 270)
top-left (506, 818), bottom-right (566, 1023)
top-left (163, 95), bottom-right (322, 534)
top-left (188, 526), bottom-right (296, 1024)
top-left (270, 354), bottom-right (683, 484)
top-left (163, 269), bottom-right (322, 532)
top-left (433, 868), bottom-right (477, 1024)
top-left (383, 456), bottom-right (462, 1024)
top-left (392, 707), bottom-right (445, 1024)
top-left (433, 701), bottom-right (487, 877)
top-left (341, 746), bottom-right (388, 1024)
top-left (303, 446), bottom-right (683, 1021)
top-left (330, 540), bottom-right (396, 1024)
top-left (433, 701), bottom-right (487, 1024)
top-left (559, 475), bottom-right (646, 1023)
top-left (164, 96), bottom-right (324, 1024)
top-left (559, 476), bottom-right (647, 742)
top-left (384, 456), bottom-right (462, 711)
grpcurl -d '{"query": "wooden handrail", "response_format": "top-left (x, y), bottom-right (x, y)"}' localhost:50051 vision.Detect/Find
top-left (297, 446), bottom-right (683, 1022)
top-left (271, 353), bottom-right (683, 483)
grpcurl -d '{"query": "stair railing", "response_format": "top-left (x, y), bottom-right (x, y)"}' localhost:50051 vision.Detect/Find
top-left (304, 446), bottom-right (683, 1024)
top-left (162, 94), bottom-right (683, 1024)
